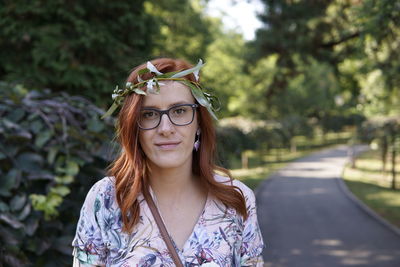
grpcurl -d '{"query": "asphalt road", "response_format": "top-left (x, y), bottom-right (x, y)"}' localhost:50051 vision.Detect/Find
top-left (256, 145), bottom-right (400, 267)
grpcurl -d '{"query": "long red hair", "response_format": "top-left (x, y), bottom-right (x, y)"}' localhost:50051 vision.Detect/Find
top-left (107, 58), bottom-right (247, 233)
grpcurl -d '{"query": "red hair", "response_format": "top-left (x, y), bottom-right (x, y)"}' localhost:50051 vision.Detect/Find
top-left (107, 58), bottom-right (247, 233)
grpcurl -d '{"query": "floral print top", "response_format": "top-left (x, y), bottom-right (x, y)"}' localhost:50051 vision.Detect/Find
top-left (72, 175), bottom-right (264, 266)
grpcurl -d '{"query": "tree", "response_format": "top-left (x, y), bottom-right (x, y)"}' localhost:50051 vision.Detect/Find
top-left (252, 0), bottom-right (399, 116)
top-left (202, 29), bottom-right (251, 117)
top-left (352, 0), bottom-right (400, 115)
top-left (146, 0), bottom-right (214, 63)
top-left (0, 0), bottom-right (157, 106)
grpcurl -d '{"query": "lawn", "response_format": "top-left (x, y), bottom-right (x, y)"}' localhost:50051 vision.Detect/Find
top-left (229, 131), bottom-right (353, 190)
top-left (343, 149), bottom-right (400, 228)
top-left (230, 149), bottom-right (311, 190)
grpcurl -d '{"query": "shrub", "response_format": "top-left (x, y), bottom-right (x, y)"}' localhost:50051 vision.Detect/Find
top-left (0, 82), bottom-right (116, 266)
top-left (216, 126), bottom-right (255, 168)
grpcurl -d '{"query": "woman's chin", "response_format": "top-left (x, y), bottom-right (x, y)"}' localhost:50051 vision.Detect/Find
top-left (148, 157), bottom-right (189, 171)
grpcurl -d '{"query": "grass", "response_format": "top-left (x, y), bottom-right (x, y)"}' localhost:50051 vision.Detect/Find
top-left (230, 131), bottom-right (354, 190)
top-left (231, 149), bottom-right (313, 189)
top-left (343, 149), bottom-right (400, 227)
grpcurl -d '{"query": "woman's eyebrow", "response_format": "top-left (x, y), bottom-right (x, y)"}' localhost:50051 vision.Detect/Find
top-left (142, 101), bottom-right (192, 109)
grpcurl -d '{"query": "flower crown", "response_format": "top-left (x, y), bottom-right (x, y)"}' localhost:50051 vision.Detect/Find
top-left (102, 59), bottom-right (219, 120)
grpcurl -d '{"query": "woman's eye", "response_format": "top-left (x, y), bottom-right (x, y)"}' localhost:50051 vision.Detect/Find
top-left (173, 107), bottom-right (186, 115)
top-left (142, 111), bottom-right (155, 118)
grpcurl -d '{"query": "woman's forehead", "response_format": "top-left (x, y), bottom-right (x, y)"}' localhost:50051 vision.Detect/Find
top-left (141, 81), bottom-right (195, 108)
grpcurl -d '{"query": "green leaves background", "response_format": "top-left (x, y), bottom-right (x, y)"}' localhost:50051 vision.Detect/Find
top-left (0, 82), bottom-right (116, 266)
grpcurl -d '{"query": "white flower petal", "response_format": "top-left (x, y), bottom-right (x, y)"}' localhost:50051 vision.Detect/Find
top-left (146, 61), bottom-right (163, 75)
top-left (146, 79), bottom-right (156, 93)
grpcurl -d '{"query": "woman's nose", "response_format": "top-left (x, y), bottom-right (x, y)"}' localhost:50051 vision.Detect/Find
top-left (157, 114), bottom-right (175, 134)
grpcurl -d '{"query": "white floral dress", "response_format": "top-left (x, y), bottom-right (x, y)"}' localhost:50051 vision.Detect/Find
top-left (72, 175), bottom-right (264, 266)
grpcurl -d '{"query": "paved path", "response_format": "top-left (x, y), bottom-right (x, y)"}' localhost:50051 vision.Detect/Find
top-left (256, 145), bottom-right (400, 267)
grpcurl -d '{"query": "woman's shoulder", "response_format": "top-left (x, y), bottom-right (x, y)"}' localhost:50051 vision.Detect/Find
top-left (213, 173), bottom-right (255, 200)
top-left (86, 176), bottom-right (115, 196)
top-left (82, 176), bottom-right (117, 210)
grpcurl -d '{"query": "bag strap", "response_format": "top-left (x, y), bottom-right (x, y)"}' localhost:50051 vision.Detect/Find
top-left (142, 186), bottom-right (184, 267)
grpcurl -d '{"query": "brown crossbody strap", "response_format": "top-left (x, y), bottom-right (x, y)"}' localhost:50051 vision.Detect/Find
top-left (142, 186), bottom-right (184, 267)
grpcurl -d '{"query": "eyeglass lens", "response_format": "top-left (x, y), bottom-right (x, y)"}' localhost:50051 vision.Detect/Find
top-left (139, 104), bottom-right (197, 129)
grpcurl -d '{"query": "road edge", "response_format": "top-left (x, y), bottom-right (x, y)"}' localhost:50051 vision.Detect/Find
top-left (337, 161), bottom-right (400, 238)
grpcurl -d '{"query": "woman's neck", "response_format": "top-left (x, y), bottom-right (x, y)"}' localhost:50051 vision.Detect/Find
top-left (147, 164), bottom-right (200, 203)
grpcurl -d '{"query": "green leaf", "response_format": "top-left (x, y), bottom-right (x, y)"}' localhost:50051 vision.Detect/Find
top-left (47, 194), bottom-right (62, 208)
top-left (0, 214), bottom-right (24, 229)
top-left (138, 68), bottom-right (150, 75)
top-left (30, 194), bottom-right (60, 219)
top-left (7, 109), bottom-right (25, 123)
top-left (171, 61), bottom-right (205, 78)
top-left (65, 161), bottom-right (79, 176)
top-left (47, 146), bottom-right (58, 165)
top-left (179, 81), bottom-right (218, 120)
top-left (30, 120), bottom-right (44, 134)
top-left (18, 204), bottom-right (31, 221)
top-left (0, 169), bottom-right (20, 196)
top-left (101, 102), bottom-right (119, 119)
top-left (0, 201), bottom-right (9, 212)
top-left (55, 175), bottom-right (74, 184)
top-left (16, 153), bottom-right (43, 172)
top-left (87, 117), bottom-right (104, 133)
top-left (10, 194), bottom-right (27, 212)
top-left (50, 185), bottom-right (70, 197)
top-left (30, 194), bottom-right (46, 208)
top-left (24, 217), bottom-right (38, 236)
top-left (34, 130), bottom-right (53, 148)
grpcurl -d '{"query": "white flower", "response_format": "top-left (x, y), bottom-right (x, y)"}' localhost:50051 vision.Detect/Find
top-left (201, 262), bottom-right (220, 267)
top-left (146, 61), bottom-right (163, 75)
top-left (146, 79), bottom-right (164, 94)
top-left (146, 79), bottom-right (156, 93)
top-left (125, 82), bottom-right (132, 88)
top-left (112, 93), bottom-right (118, 100)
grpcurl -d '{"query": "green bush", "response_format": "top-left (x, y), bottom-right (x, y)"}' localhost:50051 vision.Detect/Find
top-left (0, 82), bottom-right (116, 266)
top-left (216, 126), bottom-right (255, 168)
top-left (321, 113), bottom-right (366, 133)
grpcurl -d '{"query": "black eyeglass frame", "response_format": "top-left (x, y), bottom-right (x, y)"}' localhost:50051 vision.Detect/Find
top-left (138, 103), bottom-right (199, 130)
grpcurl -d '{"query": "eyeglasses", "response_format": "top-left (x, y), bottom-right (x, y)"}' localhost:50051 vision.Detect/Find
top-left (138, 103), bottom-right (198, 130)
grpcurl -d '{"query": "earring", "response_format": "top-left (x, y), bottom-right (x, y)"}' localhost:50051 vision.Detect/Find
top-left (194, 129), bottom-right (201, 151)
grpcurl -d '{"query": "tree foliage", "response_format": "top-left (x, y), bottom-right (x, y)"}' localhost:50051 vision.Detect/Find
top-left (249, 0), bottom-right (398, 130)
top-left (0, 0), bottom-right (157, 107)
top-left (146, 0), bottom-right (214, 62)
top-left (202, 30), bottom-right (251, 117)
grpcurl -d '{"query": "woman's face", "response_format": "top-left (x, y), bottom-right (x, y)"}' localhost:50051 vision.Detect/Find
top-left (138, 81), bottom-right (198, 171)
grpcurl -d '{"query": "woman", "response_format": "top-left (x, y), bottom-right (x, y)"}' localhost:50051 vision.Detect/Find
top-left (72, 58), bottom-right (264, 266)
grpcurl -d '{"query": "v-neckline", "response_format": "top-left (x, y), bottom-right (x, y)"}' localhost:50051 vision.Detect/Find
top-left (148, 186), bottom-right (210, 253)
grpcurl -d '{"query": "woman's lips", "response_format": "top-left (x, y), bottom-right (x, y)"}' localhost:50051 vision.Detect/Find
top-left (155, 142), bottom-right (181, 150)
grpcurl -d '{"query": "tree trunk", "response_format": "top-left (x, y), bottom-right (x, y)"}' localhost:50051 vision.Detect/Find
top-left (391, 136), bottom-right (397, 190)
top-left (241, 151), bottom-right (248, 169)
top-left (290, 139), bottom-right (297, 153)
top-left (381, 136), bottom-right (388, 173)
